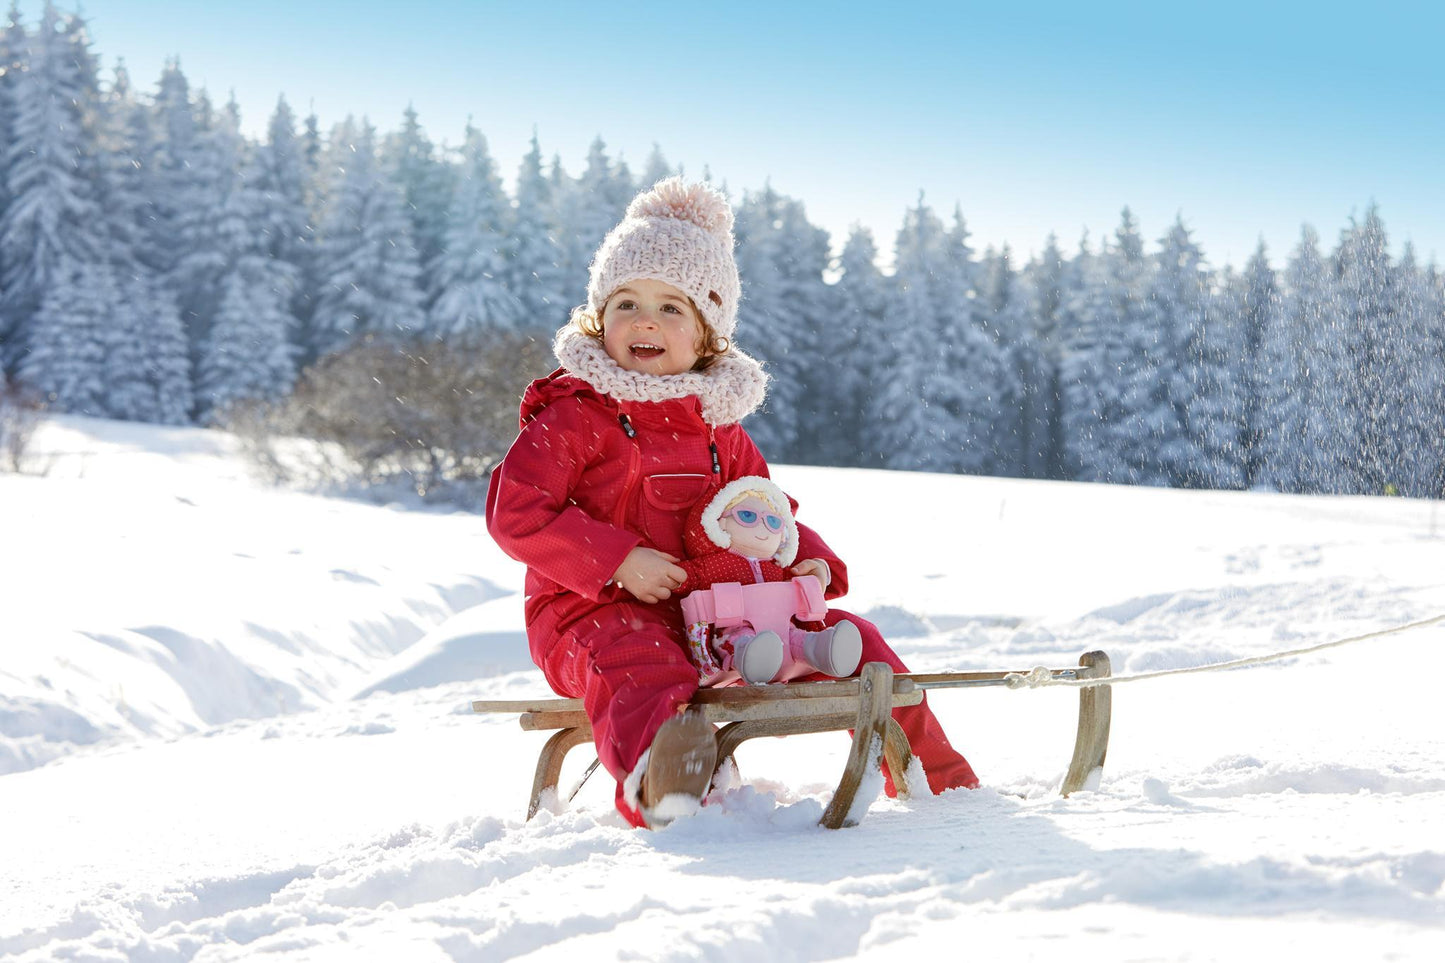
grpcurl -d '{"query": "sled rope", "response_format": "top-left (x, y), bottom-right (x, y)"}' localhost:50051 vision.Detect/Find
top-left (1000, 611), bottom-right (1445, 690)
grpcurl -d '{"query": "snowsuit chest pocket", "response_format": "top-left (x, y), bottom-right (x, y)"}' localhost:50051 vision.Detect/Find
top-left (639, 473), bottom-right (711, 555)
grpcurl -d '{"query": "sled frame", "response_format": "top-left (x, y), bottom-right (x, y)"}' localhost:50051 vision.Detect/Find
top-left (471, 650), bottom-right (1112, 828)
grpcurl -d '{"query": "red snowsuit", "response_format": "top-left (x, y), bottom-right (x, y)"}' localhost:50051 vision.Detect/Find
top-left (486, 368), bottom-right (978, 826)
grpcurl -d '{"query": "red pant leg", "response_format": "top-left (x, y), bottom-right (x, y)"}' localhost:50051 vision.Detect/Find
top-left (541, 602), bottom-right (699, 827)
top-left (820, 609), bottom-right (979, 795)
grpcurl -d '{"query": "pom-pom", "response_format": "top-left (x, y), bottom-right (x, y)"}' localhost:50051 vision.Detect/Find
top-left (627, 177), bottom-right (733, 239)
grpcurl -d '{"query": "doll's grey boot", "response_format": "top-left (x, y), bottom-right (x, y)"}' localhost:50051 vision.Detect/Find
top-left (733, 630), bottom-right (785, 685)
top-left (799, 619), bottom-right (863, 677)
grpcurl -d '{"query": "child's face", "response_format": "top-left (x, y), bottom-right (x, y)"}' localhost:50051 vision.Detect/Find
top-left (719, 496), bottom-right (785, 559)
top-left (601, 278), bottom-right (703, 376)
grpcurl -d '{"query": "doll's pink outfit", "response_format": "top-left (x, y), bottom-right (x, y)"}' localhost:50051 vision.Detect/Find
top-left (676, 476), bottom-right (864, 686)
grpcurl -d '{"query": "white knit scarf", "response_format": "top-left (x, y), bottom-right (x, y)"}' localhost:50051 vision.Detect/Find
top-left (553, 327), bottom-right (768, 427)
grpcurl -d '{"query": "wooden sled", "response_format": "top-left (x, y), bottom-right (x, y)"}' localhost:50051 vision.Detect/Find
top-left (472, 650), bottom-right (1112, 829)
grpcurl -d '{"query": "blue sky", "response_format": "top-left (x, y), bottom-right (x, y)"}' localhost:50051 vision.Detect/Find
top-left (55, 1), bottom-right (1445, 270)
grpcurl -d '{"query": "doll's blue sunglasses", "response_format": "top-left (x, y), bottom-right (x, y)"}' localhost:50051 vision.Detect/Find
top-left (722, 508), bottom-right (785, 532)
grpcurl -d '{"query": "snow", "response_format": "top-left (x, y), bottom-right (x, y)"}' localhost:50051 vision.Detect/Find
top-left (3, 415), bottom-right (1444, 961)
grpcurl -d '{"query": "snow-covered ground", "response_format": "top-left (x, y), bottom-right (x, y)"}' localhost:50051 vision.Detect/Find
top-left (3, 415), bottom-right (1443, 961)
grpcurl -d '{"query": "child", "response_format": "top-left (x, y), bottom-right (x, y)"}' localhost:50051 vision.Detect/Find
top-left (676, 475), bottom-right (865, 686)
top-left (486, 178), bottom-right (978, 828)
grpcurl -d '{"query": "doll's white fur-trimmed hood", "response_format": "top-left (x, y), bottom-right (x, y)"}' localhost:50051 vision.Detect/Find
top-left (697, 475), bottom-right (799, 567)
top-left (553, 326), bottom-right (767, 427)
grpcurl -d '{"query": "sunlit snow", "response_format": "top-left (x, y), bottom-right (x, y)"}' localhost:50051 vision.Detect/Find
top-left (2, 415), bottom-right (1443, 960)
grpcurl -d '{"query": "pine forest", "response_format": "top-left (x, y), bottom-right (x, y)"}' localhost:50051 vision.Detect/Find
top-left (2, 3), bottom-right (1442, 499)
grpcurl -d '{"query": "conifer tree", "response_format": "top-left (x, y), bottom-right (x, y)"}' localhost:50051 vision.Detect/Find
top-left (1022, 235), bottom-right (1069, 479)
top-left (1149, 216), bottom-right (1240, 488)
top-left (1058, 232), bottom-right (1124, 481)
top-left (508, 131), bottom-right (568, 331)
top-left (1237, 242), bottom-right (1280, 488)
top-left (96, 60), bottom-right (193, 423)
top-left (830, 226), bottom-right (888, 466)
top-left (19, 258), bottom-right (109, 413)
top-left (879, 197), bottom-right (1001, 473)
top-left (1106, 208), bottom-right (1171, 485)
top-left (1334, 205), bottom-right (1410, 494)
top-left (0, 2), bottom-right (104, 356)
top-left (640, 143), bottom-right (673, 190)
top-left (981, 242), bottom-right (1036, 477)
top-left (309, 119), bottom-right (425, 356)
top-left (105, 274), bottom-right (192, 424)
top-left (733, 184), bottom-right (832, 461)
top-left (427, 123), bottom-right (520, 336)
top-left (1280, 226), bottom-right (1352, 493)
top-left (382, 105), bottom-right (454, 269)
top-left (1390, 242), bottom-right (1443, 495)
top-left (0, 3), bottom-right (29, 366)
top-left (555, 137), bottom-right (632, 300)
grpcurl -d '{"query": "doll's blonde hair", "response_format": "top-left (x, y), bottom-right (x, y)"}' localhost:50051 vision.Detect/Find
top-left (723, 488), bottom-right (787, 518)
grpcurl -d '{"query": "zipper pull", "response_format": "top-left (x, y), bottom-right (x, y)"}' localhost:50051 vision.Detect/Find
top-left (618, 413), bottom-right (637, 439)
top-left (708, 428), bottom-right (720, 474)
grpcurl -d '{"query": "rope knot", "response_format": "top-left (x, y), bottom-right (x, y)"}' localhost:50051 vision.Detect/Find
top-left (1004, 666), bottom-right (1054, 689)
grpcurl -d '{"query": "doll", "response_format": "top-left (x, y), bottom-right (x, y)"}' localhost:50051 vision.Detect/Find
top-left (676, 476), bottom-right (863, 686)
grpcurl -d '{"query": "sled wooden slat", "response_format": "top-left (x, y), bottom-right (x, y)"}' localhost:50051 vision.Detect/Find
top-left (474, 650), bottom-right (1113, 826)
top-left (1061, 650), bottom-right (1112, 796)
top-left (820, 662), bottom-right (897, 829)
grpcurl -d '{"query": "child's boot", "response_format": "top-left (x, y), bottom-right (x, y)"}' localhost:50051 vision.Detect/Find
top-left (798, 619), bottom-right (864, 677)
top-left (640, 709), bottom-right (718, 828)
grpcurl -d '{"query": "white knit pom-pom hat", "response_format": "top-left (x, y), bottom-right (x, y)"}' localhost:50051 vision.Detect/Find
top-left (586, 177), bottom-right (741, 342)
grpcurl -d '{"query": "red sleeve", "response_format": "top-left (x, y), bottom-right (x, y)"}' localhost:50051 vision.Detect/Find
top-left (485, 400), bottom-right (640, 601)
top-left (720, 426), bottom-right (850, 600)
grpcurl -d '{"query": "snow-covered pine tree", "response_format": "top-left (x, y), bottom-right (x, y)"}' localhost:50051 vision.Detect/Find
top-left (1106, 208), bottom-right (1174, 485)
top-left (146, 60), bottom-right (206, 291)
top-left (508, 131), bottom-right (568, 332)
top-left (1022, 234), bottom-right (1069, 479)
top-left (192, 105), bottom-right (299, 423)
top-left (554, 137), bottom-right (632, 303)
top-left (105, 275), bottom-right (192, 425)
top-left (1334, 205), bottom-right (1410, 495)
top-left (1058, 231), bottom-right (1125, 481)
top-left (197, 262), bottom-right (297, 423)
top-left (1237, 242), bottom-right (1281, 488)
top-left (981, 242), bottom-right (1038, 477)
top-left (381, 105), bottom-right (454, 271)
top-left (732, 183), bottom-right (832, 462)
top-left (829, 226), bottom-right (888, 466)
top-left (879, 197), bottom-right (1001, 474)
top-left (0, 1), bottom-right (105, 379)
top-left (18, 258), bottom-right (110, 413)
top-left (1391, 242), bottom-right (1443, 495)
top-left (0, 3), bottom-right (28, 367)
top-left (1278, 226), bottom-right (1352, 493)
top-left (426, 123), bottom-right (521, 337)
top-left (95, 59), bottom-right (193, 423)
top-left (1150, 216), bottom-right (1242, 489)
top-left (639, 143), bottom-right (674, 191)
top-left (253, 97), bottom-right (311, 279)
top-left (309, 119), bottom-right (425, 357)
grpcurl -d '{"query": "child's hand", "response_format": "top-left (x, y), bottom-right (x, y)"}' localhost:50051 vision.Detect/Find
top-left (612, 547), bottom-right (688, 604)
top-left (791, 558), bottom-right (831, 591)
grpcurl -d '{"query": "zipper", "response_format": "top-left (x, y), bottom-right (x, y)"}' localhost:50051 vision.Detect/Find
top-left (708, 426), bottom-right (720, 475)
top-left (612, 405), bottom-right (643, 529)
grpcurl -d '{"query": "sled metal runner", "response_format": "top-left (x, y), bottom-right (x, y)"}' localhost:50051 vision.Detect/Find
top-left (471, 650), bottom-right (1112, 828)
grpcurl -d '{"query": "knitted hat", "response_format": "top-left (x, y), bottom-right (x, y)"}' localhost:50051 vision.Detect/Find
top-left (586, 178), bottom-right (741, 342)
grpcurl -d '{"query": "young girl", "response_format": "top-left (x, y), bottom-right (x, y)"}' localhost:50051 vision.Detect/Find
top-left (486, 178), bottom-right (978, 828)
